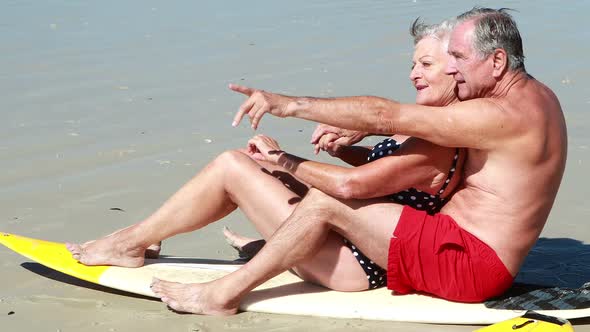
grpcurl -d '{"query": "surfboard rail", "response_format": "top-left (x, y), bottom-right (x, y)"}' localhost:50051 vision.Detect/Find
top-left (2, 232), bottom-right (590, 324)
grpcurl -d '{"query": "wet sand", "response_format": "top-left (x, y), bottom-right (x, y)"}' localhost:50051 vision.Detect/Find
top-left (2, 1), bottom-right (590, 331)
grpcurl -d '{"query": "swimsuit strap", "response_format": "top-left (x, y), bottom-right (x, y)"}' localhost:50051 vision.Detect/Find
top-left (437, 148), bottom-right (460, 198)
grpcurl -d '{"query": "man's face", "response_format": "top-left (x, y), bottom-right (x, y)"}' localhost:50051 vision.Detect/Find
top-left (446, 20), bottom-right (495, 100)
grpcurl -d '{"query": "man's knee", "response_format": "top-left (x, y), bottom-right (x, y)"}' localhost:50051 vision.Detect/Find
top-left (304, 187), bottom-right (338, 207)
top-left (298, 188), bottom-right (342, 222)
top-left (303, 188), bottom-right (368, 232)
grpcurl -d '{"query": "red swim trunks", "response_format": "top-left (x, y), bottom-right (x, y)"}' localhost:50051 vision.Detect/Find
top-left (387, 206), bottom-right (514, 302)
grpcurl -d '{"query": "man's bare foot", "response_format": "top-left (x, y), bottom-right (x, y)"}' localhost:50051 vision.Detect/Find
top-left (151, 278), bottom-right (238, 315)
top-left (222, 226), bottom-right (265, 261)
top-left (66, 230), bottom-right (147, 267)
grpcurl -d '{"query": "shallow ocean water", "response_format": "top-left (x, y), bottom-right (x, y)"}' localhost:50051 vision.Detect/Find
top-left (1, 1), bottom-right (590, 331)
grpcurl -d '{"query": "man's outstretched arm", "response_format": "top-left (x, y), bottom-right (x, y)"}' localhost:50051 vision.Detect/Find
top-left (230, 84), bottom-right (399, 135)
top-left (230, 84), bottom-right (520, 151)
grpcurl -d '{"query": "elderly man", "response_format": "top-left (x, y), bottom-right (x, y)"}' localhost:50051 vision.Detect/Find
top-left (78, 7), bottom-right (568, 314)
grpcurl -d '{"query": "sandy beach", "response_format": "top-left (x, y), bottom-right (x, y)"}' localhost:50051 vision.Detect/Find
top-left (2, 1), bottom-right (590, 331)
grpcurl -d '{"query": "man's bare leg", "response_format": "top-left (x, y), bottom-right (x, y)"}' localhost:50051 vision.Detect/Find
top-left (151, 188), bottom-right (402, 315)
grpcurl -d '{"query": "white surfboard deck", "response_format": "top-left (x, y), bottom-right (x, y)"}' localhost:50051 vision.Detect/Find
top-left (2, 232), bottom-right (590, 324)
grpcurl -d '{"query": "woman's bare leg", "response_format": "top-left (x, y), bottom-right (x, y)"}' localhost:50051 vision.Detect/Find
top-left (67, 150), bottom-right (299, 266)
top-left (144, 150), bottom-right (311, 260)
top-left (223, 226), bottom-right (265, 261)
top-left (66, 151), bottom-right (367, 291)
top-left (216, 155), bottom-right (312, 260)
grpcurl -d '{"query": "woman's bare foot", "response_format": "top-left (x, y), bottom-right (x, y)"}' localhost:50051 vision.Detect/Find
top-left (222, 226), bottom-right (265, 261)
top-left (151, 278), bottom-right (238, 315)
top-left (66, 229), bottom-right (147, 267)
top-left (145, 242), bottom-right (162, 259)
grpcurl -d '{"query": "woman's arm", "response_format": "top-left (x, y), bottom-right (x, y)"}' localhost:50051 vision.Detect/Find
top-left (248, 135), bottom-right (457, 200)
top-left (310, 124), bottom-right (399, 166)
top-left (328, 145), bottom-right (372, 166)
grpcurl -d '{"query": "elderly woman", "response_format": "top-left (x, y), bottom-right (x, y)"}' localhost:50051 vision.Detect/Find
top-left (67, 19), bottom-right (463, 299)
top-left (225, 19), bottom-right (461, 289)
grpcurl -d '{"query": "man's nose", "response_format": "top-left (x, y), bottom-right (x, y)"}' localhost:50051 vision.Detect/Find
top-left (445, 57), bottom-right (457, 75)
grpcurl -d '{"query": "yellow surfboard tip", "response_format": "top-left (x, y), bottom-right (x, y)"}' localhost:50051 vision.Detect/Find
top-left (474, 311), bottom-right (574, 331)
top-left (0, 232), bottom-right (14, 244)
top-left (0, 232), bottom-right (109, 284)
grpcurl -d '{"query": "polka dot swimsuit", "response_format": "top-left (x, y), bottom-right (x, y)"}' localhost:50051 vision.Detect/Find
top-left (343, 137), bottom-right (460, 289)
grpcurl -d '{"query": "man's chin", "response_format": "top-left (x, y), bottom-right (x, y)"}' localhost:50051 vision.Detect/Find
top-left (457, 87), bottom-right (472, 101)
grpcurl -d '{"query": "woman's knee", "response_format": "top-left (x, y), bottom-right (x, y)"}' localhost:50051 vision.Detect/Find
top-left (212, 149), bottom-right (253, 176)
top-left (214, 149), bottom-right (248, 164)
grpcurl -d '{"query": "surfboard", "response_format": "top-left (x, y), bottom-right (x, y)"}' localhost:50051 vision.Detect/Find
top-left (2, 232), bottom-right (590, 324)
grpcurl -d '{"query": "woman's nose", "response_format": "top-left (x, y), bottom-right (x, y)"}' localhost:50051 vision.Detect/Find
top-left (409, 66), bottom-right (421, 80)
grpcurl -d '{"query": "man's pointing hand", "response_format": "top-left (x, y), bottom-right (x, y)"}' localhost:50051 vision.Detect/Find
top-left (229, 84), bottom-right (294, 130)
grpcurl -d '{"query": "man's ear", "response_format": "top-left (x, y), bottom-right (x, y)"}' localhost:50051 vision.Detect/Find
top-left (492, 48), bottom-right (508, 78)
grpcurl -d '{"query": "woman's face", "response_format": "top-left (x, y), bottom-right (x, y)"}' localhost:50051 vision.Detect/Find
top-left (410, 36), bottom-right (458, 106)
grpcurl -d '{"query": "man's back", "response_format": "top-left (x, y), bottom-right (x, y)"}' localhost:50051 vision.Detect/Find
top-left (443, 73), bottom-right (567, 276)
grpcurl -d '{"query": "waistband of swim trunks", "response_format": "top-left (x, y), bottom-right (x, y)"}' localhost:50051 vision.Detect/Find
top-left (392, 205), bottom-right (427, 238)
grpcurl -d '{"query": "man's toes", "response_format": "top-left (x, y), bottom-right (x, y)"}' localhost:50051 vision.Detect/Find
top-left (156, 279), bottom-right (180, 290)
top-left (168, 300), bottom-right (183, 312)
top-left (151, 280), bottom-right (163, 293)
top-left (162, 296), bottom-right (175, 307)
top-left (152, 278), bottom-right (168, 289)
top-left (151, 287), bottom-right (162, 297)
top-left (163, 297), bottom-right (190, 314)
top-left (151, 278), bottom-right (179, 294)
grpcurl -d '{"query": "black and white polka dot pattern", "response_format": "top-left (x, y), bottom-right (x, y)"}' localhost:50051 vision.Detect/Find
top-left (367, 137), bottom-right (459, 214)
top-left (343, 238), bottom-right (386, 289)
top-left (344, 137), bottom-right (460, 289)
top-left (367, 138), bottom-right (400, 161)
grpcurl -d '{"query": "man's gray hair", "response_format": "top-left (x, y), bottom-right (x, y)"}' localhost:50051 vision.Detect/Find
top-left (456, 7), bottom-right (525, 71)
top-left (410, 18), bottom-right (455, 48)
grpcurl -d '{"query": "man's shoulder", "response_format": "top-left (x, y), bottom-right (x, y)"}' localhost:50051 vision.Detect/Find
top-left (509, 74), bottom-right (559, 104)
top-left (453, 98), bottom-right (504, 113)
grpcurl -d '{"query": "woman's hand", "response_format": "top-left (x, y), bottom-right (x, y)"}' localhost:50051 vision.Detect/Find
top-left (311, 124), bottom-right (368, 156)
top-left (315, 132), bottom-right (344, 156)
top-left (247, 134), bottom-right (285, 164)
